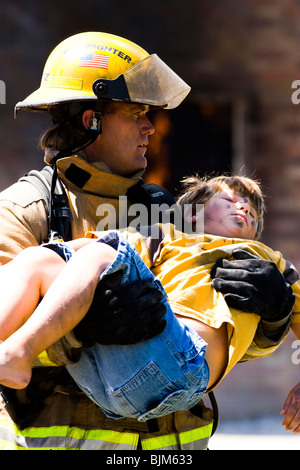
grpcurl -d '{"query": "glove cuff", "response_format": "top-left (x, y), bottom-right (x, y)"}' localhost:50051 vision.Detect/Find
top-left (260, 310), bottom-right (292, 342)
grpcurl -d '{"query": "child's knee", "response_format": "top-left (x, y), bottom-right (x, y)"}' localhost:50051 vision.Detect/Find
top-left (18, 246), bottom-right (65, 275)
top-left (21, 246), bottom-right (59, 263)
top-left (83, 241), bottom-right (116, 262)
top-left (72, 241), bottom-right (117, 278)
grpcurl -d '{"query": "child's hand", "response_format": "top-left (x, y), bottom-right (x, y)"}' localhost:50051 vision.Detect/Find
top-left (281, 383), bottom-right (300, 434)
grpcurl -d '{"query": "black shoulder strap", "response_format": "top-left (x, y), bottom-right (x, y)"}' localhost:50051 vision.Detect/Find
top-left (20, 166), bottom-right (72, 242)
top-left (19, 166), bottom-right (53, 207)
top-left (126, 181), bottom-right (183, 226)
top-left (126, 181), bottom-right (175, 207)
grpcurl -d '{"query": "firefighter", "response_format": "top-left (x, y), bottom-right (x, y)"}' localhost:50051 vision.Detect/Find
top-left (0, 31), bottom-right (294, 450)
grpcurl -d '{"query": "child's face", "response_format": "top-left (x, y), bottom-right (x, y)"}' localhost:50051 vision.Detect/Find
top-left (203, 187), bottom-right (258, 240)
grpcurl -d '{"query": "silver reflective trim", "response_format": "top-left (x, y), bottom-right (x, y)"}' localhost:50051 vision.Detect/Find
top-left (0, 425), bottom-right (137, 450)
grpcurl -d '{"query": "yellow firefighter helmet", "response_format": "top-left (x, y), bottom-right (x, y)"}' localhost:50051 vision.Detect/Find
top-left (15, 31), bottom-right (190, 114)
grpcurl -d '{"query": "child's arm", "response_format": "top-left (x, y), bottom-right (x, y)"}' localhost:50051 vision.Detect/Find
top-left (281, 382), bottom-right (300, 435)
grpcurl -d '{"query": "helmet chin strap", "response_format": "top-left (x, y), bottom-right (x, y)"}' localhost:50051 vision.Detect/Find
top-left (49, 111), bottom-right (102, 239)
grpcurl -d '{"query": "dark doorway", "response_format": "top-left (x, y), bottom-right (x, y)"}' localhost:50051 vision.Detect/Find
top-left (144, 100), bottom-right (233, 197)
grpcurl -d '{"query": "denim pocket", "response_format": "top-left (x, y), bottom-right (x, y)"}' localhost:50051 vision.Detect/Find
top-left (111, 362), bottom-right (178, 418)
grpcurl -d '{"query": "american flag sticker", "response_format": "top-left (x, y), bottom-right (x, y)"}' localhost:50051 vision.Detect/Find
top-left (79, 53), bottom-right (110, 69)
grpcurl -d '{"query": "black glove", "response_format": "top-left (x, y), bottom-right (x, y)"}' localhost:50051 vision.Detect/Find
top-left (210, 249), bottom-right (295, 322)
top-left (74, 270), bottom-right (167, 347)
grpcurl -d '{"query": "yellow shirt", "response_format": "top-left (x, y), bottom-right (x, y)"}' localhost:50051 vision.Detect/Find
top-left (88, 224), bottom-right (300, 383)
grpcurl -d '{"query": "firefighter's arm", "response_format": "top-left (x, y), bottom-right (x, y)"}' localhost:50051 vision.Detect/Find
top-left (74, 228), bottom-right (168, 346)
top-left (74, 271), bottom-right (167, 346)
top-left (280, 323), bottom-right (300, 434)
top-left (0, 195), bottom-right (48, 265)
top-left (211, 249), bottom-right (295, 323)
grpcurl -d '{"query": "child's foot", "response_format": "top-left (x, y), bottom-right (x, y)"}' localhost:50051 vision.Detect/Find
top-left (0, 344), bottom-right (32, 389)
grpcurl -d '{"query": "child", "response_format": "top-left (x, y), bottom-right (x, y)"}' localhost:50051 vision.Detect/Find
top-left (0, 175), bottom-right (298, 424)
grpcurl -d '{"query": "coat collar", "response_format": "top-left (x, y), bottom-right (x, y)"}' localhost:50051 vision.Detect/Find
top-left (56, 153), bottom-right (144, 197)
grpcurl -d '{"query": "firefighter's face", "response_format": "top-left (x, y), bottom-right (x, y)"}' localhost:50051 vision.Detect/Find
top-left (84, 103), bottom-right (155, 177)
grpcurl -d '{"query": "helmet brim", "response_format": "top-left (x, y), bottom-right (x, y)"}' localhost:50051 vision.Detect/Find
top-left (15, 54), bottom-right (191, 115)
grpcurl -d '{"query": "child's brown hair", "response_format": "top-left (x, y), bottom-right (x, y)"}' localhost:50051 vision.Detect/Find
top-left (176, 174), bottom-right (266, 239)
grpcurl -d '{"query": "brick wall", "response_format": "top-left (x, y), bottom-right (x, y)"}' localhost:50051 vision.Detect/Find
top-left (182, 0), bottom-right (300, 420)
top-left (182, 0), bottom-right (300, 271)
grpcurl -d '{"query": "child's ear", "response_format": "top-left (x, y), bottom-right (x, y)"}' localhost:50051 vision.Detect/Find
top-left (184, 214), bottom-right (200, 223)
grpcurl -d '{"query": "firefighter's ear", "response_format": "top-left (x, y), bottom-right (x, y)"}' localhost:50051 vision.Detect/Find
top-left (82, 110), bottom-right (95, 130)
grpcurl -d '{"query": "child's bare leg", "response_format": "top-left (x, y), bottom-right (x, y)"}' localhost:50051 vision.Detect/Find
top-left (0, 241), bottom-right (116, 389)
top-left (0, 246), bottom-right (66, 341)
